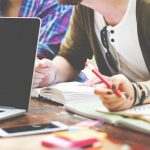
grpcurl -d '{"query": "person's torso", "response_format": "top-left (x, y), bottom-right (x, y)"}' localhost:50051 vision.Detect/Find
top-left (94, 0), bottom-right (149, 81)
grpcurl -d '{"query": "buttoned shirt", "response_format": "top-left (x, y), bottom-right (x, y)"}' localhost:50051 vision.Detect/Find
top-left (19, 0), bottom-right (73, 59)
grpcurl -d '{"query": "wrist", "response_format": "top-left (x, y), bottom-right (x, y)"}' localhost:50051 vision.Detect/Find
top-left (131, 82), bottom-right (148, 107)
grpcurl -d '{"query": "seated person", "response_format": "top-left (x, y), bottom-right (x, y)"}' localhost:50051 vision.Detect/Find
top-left (33, 0), bottom-right (150, 112)
top-left (0, 0), bottom-right (73, 59)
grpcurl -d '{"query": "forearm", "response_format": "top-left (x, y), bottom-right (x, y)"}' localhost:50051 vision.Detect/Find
top-left (52, 56), bottom-right (80, 84)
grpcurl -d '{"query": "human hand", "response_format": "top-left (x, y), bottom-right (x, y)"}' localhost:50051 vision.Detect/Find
top-left (33, 58), bottom-right (57, 88)
top-left (94, 74), bottom-right (135, 111)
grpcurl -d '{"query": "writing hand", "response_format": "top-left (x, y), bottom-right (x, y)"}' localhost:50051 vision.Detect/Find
top-left (94, 74), bottom-right (135, 111)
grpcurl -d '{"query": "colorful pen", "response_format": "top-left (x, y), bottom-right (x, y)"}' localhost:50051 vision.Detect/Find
top-left (85, 62), bottom-right (122, 97)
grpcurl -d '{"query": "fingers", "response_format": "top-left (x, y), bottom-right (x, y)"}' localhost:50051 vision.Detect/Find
top-left (103, 100), bottom-right (126, 111)
top-left (32, 83), bottom-right (40, 88)
top-left (34, 72), bottom-right (47, 78)
top-left (35, 67), bottom-right (51, 76)
top-left (94, 85), bottom-right (122, 103)
top-left (109, 75), bottom-right (124, 90)
top-left (110, 74), bottom-right (134, 99)
top-left (33, 72), bottom-right (45, 88)
top-left (33, 59), bottom-right (53, 88)
top-left (33, 72), bottom-right (44, 84)
top-left (39, 58), bottom-right (52, 68)
top-left (35, 58), bottom-right (52, 69)
top-left (33, 66), bottom-right (51, 87)
top-left (94, 82), bottom-right (134, 111)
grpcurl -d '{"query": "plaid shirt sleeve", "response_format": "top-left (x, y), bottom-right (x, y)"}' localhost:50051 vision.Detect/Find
top-left (19, 0), bottom-right (73, 59)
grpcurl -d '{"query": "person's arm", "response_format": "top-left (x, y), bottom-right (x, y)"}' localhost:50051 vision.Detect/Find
top-left (33, 5), bottom-right (93, 88)
top-left (58, 5), bottom-right (93, 71)
top-left (52, 56), bottom-right (80, 83)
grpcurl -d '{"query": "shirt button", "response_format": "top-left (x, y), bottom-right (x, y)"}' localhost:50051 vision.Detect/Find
top-left (111, 38), bottom-right (115, 42)
top-left (111, 30), bottom-right (114, 34)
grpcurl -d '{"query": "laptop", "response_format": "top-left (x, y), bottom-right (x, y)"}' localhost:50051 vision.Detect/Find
top-left (0, 17), bottom-right (41, 121)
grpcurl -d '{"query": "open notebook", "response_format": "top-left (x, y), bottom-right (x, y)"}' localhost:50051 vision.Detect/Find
top-left (65, 101), bottom-right (150, 135)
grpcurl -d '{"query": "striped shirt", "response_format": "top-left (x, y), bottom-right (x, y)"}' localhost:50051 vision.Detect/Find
top-left (19, 0), bottom-right (73, 59)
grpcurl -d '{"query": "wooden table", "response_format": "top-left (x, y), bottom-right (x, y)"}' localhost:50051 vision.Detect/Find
top-left (0, 99), bottom-right (150, 150)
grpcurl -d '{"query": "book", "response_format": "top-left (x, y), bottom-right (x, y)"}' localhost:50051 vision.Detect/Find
top-left (64, 101), bottom-right (150, 135)
top-left (31, 81), bottom-right (100, 105)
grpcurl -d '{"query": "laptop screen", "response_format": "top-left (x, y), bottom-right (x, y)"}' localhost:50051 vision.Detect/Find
top-left (0, 18), bottom-right (40, 110)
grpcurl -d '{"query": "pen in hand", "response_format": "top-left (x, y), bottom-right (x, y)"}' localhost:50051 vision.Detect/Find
top-left (85, 62), bottom-right (122, 97)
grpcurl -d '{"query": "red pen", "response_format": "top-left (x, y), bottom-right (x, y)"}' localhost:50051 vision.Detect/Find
top-left (85, 62), bottom-right (122, 97)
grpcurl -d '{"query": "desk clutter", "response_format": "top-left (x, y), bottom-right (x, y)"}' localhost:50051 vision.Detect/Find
top-left (41, 120), bottom-right (107, 149)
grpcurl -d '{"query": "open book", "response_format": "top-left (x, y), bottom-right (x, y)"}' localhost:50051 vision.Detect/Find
top-left (31, 81), bottom-right (100, 105)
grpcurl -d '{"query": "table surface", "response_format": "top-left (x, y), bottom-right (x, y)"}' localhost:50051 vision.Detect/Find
top-left (0, 99), bottom-right (150, 150)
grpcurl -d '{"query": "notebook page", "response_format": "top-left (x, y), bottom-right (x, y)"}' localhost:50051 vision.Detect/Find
top-left (96, 104), bottom-right (150, 116)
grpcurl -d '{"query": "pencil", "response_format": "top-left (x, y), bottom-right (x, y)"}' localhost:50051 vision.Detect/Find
top-left (85, 62), bottom-right (122, 97)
